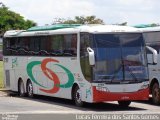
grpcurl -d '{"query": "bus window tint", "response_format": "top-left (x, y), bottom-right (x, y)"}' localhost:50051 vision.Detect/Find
top-left (64, 34), bottom-right (77, 56)
top-left (80, 33), bottom-right (92, 82)
top-left (91, 33), bottom-right (147, 83)
top-left (120, 33), bottom-right (145, 66)
top-left (4, 34), bottom-right (77, 57)
top-left (143, 32), bottom-right (160, 43)
top-left (17, 37), bottom-right (30, 55)
top-left (50, 34), bottom-right (77, 56)
top-left (93, 34), bottom-right (122, 82)
top-left (50, 35), bottom-right (64, 56)
top-left (39, 36), bottom-right (50, 56)
top-left (4, 38), bottom-right (18, 55)
top-left (143, 32), bottom-right (160, 54)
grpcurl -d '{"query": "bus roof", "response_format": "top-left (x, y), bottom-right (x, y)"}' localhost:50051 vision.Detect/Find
top-left (133, 24), bottom-right (154, 28)
top-left (27, 24), bottom-right (82, 31)
top-left (4, 24), bottom-right (139, 37)
top-left (135, 26), bottom-right (160, 32)
top-left (133, 24), bottom-right (160, 32)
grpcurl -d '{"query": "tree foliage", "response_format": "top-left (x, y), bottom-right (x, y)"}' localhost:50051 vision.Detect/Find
top-left (150, 23), bottom-right (160, 27)
top-left (53, 15), bottom-right (105, 24)
top-left (118, 22), bottom-right (128, 26)
top-left (0, 3), bottom-right (36, 35)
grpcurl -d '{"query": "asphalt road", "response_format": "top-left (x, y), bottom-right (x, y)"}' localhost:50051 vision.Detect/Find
top-left (1, 92), bottom-right (160, 120)
top-left (0, 93), bottom-right (160, 114)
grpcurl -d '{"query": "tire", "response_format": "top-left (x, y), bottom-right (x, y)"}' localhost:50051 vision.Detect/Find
top-left (27, 81), bottom-right (34, 97)
top-left (18, 81), bottom-right (25, 97)
top-left (151, 83), bottom-right (160, 105)
top-left (73, 86), bottom-right (84, 107)
top-left (118, 101), bottom-right (131, 108)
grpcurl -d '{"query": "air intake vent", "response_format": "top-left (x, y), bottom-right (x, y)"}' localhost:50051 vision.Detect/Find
top-left (5, 70), bottom-right (10, 87)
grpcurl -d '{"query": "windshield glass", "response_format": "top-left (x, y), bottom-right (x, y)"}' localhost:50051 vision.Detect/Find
top-left (92, 33), bottom-right (148, 83)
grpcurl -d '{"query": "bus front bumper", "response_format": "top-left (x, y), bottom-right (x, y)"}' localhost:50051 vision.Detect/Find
top-left (92, 86), bottom-right (149, 102)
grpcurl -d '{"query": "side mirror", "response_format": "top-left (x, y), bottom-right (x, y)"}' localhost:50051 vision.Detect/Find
top-left (87, 47), bottom-right (95, 65)
top-left (146, 46), bottom-right (158, 65)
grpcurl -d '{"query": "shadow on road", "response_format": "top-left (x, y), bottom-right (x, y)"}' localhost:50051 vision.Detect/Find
top-left (135, 97), bottom-right (160, 107)
top-left (9, 92), bottom-right (147, 112)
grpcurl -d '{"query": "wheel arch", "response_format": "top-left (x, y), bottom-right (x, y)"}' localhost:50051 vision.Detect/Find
top-left (71, 83), bottom-right (79, 100)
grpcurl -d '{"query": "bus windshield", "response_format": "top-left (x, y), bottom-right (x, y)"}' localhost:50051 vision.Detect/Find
top-left (92, 33), bottom-right (148, 83)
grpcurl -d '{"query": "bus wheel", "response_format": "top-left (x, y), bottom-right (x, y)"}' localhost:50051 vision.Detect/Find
top-left (151, 83), bottom-right (160, 105)
top-left (118, 101), bottom-right (131, 107)
top-left (73, 86), bottom-right (83, 107)
top-left (18, 81), bottom-right (25, 97)
top-left (27, 81), bottom-right (33, 97)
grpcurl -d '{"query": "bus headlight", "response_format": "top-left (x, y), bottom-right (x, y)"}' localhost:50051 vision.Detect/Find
top-left (140, 82), bottom-right (149, 90)
top-left (96, 86), bottom-right (110, 92)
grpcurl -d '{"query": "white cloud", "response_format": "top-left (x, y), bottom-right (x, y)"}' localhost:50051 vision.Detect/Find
top-left (1, 0), bottom-right (160, 25)
top-left (1, 0), bottom-right (94, 25)
top-left (91, 0), bottom-right (160, 25)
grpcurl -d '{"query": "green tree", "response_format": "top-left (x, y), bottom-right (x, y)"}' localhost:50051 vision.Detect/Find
top-left (53, 15), bottom-right (105, 24)
top-left (0, 3), bottom-right (36, 35)
top-left (150, 23), bottom-right (160, 27)
top-left (118, 22), bottom-right (127, 26)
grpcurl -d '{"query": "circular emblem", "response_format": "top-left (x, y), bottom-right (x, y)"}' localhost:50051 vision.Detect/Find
top-left (27, 58), bottom-right (74, 94)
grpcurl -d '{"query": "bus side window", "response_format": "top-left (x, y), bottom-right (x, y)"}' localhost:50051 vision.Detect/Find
top-left (50, 35), bottom-right (64, 56)
top-left (5, 38), bottom-right (19, 55)
top-left (50, 34), bottom-right (77, 57)
top-left (17, 37), bottom-right (29, 55)
top-left (63, 34), bottom-right (77, 56)
top-left (39, 36), bottom-right (50, 56)
top-left (28, 37), bottom-right (40, 56)
top-left (4, 38), bottom-right (11, 55)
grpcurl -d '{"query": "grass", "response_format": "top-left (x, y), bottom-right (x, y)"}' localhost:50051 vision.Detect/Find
top-left (0, 45), bottom-right (2, 50)
top-left (0, 61), bottom-right (4, 88)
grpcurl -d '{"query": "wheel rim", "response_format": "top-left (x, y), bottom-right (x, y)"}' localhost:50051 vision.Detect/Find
top-left (76, 89), bottom-right (82, 104)
top-left (28, 83), bottom-right (33, 96)
top-left (153, 85), bottom-right (160, 103)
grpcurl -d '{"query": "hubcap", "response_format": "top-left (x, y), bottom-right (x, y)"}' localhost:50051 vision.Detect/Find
top-left (76, 89), bottom-right (82, 103)
top-left (28, 83), bottom-right (33, 96)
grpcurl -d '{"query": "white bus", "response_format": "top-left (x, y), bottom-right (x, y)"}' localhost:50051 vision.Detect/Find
top-left (3, 24), bottom-right (149, 107)
top-left (139, 27), bottom-right (160, 105)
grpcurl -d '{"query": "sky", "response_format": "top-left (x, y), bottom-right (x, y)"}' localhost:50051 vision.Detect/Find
top-left (1, 0), bottom-right (160, 26)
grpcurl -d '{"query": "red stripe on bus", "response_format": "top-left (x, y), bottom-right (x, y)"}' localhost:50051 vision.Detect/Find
top-left (93, 86), bottom-right (149, 102)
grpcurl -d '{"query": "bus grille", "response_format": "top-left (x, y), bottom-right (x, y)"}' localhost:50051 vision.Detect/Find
top-left (5, 70), bottom-right (10, 87)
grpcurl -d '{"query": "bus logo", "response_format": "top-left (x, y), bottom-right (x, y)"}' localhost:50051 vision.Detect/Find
top-left (27, 58), bottom-right (74, 94)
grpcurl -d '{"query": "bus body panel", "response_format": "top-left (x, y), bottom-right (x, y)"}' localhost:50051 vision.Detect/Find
top-left (93, 87), bottom-right (149, 102)
top-left (4, 55), bottom-right (149, 103)
top-left (3, 55), bottom-right (94, 102)
top-left (3, 25), bottom-right (149, 104)
top-left (142, 30), bottom-right (160, 92)
top-left (148, 54), bottom-right (160, 91)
